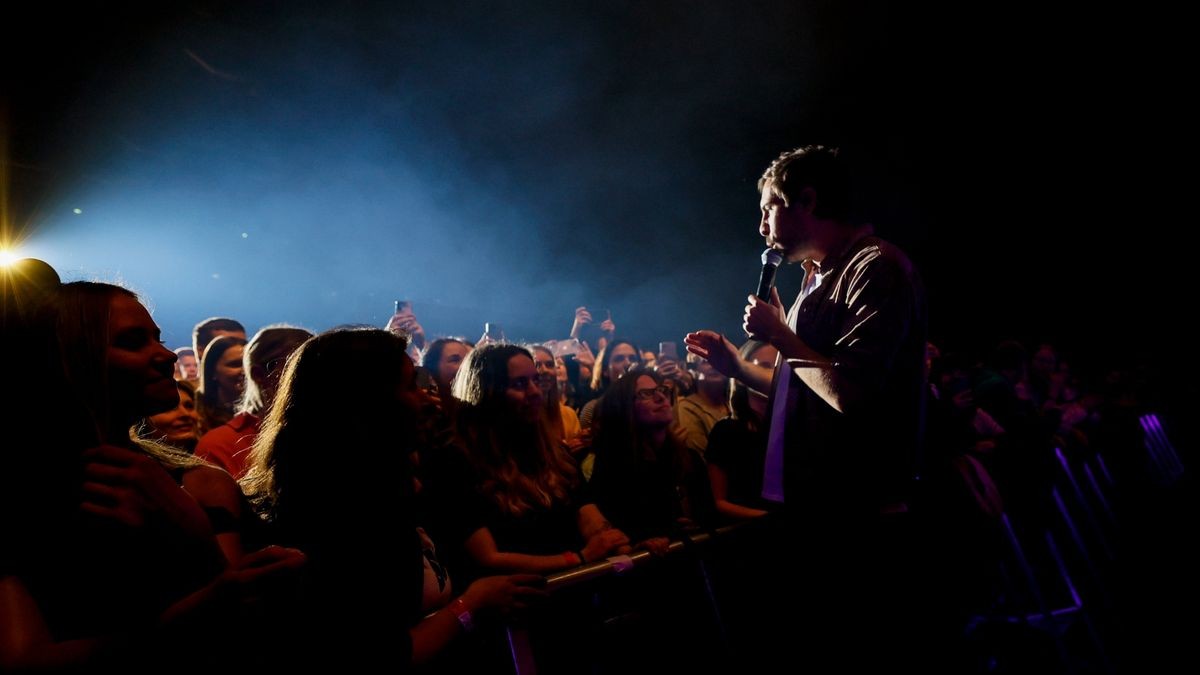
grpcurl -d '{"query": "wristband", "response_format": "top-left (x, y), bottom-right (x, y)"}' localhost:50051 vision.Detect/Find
top-left (449, 597), bottom-right (474, 633)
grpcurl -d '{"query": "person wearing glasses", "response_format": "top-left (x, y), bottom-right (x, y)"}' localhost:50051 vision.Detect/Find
top-left (588, 366), bottom-right (716, 550)
top-left (196, 325), bottom-right (312, 479)
top-left (586, 366), bottom-right (718, 673)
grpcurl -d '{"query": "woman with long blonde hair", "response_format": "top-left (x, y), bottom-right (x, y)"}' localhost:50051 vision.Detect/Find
top-left (1, 280), bottom-right (300, 670)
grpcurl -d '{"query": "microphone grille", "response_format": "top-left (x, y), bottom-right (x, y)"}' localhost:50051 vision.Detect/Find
top-left (761, 248), bottom-right (784, 267)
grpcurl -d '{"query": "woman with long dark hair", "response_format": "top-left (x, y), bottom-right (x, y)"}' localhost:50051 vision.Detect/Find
top-left (589, 366), bottom-right (716, 546)
top-left (531, 344), bottom-right (583, 451)
top-left (242, 329), bottom-right (543, 669)
top-left (453, 343), bottom-right (629, 573)
top-left (578, 338), bottom-right (641, 430)
top-left (420, 336), bottom-right (472, 421)
top-left (196, 334), bottom-right (246, 433)
top-left (422, 337), bottom-right (472, 395)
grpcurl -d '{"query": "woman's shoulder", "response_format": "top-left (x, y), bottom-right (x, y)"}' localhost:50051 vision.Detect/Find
top-left (181, 464), bottom-right (244, 513)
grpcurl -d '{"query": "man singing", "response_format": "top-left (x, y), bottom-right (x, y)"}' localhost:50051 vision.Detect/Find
top-left (685, 145), bottom-right (927, 668)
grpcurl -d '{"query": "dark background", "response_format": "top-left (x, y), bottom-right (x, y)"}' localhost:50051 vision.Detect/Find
top-left (3, 1), bottom-right (1191, 387)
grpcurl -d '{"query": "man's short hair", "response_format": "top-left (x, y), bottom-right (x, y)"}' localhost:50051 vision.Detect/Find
top-left (193, 317), bottom-right (246, 356)
top-left (757, 145), bottom-right (851, 222)
top-left (174, 346), bottom-right (195, 358)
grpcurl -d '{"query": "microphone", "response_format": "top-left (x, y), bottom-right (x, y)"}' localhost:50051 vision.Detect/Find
top-left (756, 248), bottom-right (784, 301)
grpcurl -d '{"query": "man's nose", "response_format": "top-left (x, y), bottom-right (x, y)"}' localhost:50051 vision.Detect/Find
top-left (156, 343), bottom-right (178, 364)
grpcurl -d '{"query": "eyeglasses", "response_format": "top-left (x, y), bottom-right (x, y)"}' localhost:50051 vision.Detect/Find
top-left (263, 356), bottom-right (291, 376)
top-left (634, 384), bottom-right (673, 401)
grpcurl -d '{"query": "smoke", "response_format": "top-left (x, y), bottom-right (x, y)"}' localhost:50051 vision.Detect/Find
top-left (26, 2), bottom-right (835, 348)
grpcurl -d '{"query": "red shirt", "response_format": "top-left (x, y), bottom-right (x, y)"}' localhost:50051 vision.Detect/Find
top-left (195, 412), bottom-right (261, 479)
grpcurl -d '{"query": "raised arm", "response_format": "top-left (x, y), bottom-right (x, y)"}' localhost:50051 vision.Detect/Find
top-left (684, 331), bottom-right (772, 394)
top-left (569, 307), bottom-right (593, 340)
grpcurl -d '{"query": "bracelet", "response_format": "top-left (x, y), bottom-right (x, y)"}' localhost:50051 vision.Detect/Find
top-left (785, 357), bottom-right (840, 368)
top-left (608, 554), bottom-right (635, 574)
top-left (449, 597), bottom-right (474, 633)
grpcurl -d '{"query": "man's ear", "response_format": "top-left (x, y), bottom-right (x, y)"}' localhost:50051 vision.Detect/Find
top-left (795, 186), bottom-right (817, 214)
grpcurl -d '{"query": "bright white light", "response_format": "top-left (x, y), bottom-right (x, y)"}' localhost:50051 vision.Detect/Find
top-left (0, 249), bottom-right (20, 267)
top-left (73, 208), bottom-right (83, 215)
